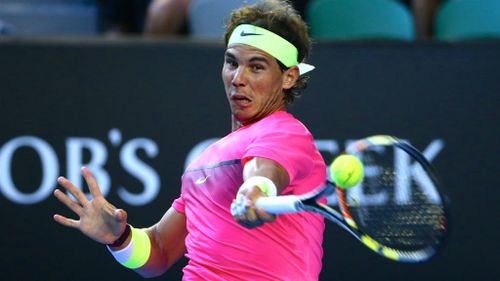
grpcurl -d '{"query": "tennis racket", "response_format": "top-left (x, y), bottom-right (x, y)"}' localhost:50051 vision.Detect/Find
top-left (256, 135), bottom-right (450, 263)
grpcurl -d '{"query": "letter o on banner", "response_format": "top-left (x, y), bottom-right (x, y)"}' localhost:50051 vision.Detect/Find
top-left (0, 136), bottom-right (59, 204)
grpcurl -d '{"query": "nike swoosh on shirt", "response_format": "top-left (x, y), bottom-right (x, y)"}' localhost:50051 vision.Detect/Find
top-left (240, 31), bottom-right (262, 37)
top-left (195, 175), bottom-right (210, 184)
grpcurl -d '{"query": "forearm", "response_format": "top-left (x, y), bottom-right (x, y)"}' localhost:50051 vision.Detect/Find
top-left (134, 223), bottom-right (186, 277)
top-left (132, 229), bottom-right (170, 278)
top-left (231, 157), bottom-right (290, 228)
top-left (109, 208), bottom-right (188, 278)
top-left (242, 157), bottom-right (289, 194)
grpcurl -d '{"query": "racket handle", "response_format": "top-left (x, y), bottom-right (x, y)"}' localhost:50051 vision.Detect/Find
top-left (255, 195), bottom-right (302, 214)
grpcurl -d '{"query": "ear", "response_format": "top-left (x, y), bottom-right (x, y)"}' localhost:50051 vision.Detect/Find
top-left (282, 66), bottom-right (300, 90)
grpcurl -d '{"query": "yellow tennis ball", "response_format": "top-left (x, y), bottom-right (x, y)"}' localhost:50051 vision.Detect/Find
top-left (329, 154), bottom-right (364, 189)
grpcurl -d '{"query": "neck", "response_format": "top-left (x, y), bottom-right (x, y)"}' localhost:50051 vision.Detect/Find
top-left (231, 110), bottom-right (286, 132)
top-left (231, 115), bottom-right (243, 131)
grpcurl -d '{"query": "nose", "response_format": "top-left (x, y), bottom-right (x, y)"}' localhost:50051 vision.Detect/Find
top-left (231, 66), bottom-right (246, 87)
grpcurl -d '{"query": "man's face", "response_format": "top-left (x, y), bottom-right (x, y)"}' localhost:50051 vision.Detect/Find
top-left (222, 44), bottom-right (293, 126)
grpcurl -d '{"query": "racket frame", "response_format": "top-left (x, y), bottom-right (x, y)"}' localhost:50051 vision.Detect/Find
top-left (256, 135), bottom-right (450, 263)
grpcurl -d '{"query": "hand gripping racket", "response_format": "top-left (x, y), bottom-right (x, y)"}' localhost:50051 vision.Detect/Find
top-left (256, 135), bottom-right (450, 263)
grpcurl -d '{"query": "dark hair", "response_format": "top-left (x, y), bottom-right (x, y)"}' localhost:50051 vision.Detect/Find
top-left (224, 0), bottom-right (312, 105)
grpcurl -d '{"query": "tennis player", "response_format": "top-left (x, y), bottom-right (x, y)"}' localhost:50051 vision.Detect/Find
top-left (53, 0), bottom-right (326, 280)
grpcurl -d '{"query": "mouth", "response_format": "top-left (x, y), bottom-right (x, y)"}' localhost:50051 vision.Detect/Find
top-left (231, 93), bottom-right (252, 107)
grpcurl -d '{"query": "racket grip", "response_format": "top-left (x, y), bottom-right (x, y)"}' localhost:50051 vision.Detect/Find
top-left (255, 195), bottom-right (302, 214)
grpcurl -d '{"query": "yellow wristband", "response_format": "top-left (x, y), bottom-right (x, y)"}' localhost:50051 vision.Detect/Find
top-left (122, 226), bottom-right (151, 269)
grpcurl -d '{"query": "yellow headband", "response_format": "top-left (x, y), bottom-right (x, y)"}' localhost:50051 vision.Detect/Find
top-left (228, 24), bottom-right (315, 75)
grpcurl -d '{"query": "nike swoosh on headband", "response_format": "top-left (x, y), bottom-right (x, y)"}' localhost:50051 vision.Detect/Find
top-left (240, 30), bottom-right (263, 36)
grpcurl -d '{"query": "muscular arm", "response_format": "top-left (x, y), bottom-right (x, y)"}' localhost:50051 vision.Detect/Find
top-left (134, 208), bottom-right (187, 277)
top-left (232, 157), bottom-right (289, 227)
top-left (243, 157), bottom-right (289, 192)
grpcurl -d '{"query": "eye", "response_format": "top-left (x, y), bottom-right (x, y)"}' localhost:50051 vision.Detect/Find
top-left (251, 64), bottom-right (265, 72)
top-left (225, 57), bottom-right (238, 68)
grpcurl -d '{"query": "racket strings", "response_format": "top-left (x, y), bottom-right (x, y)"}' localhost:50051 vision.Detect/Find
top-left (352, 203), bottom-right (445, 247)
top-left (346, 152), bottom-right (447, 252)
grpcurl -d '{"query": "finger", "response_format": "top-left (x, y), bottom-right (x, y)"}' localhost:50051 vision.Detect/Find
top-left (255, 208), bottom-right (276, 222)
top-left (231, 197), bottom-right (248, 217)
top-left (57, 176), bottom-right (89, 205)
top-left (53, 214), bottom-right (80, 229)
top-left (238, 218), bottom-right (265, 229)
top-left (244, 207), bottom-right (259, 222)
top-left (231, 202), bottom-right (265, 228)
top-left (231, 204), bottom-right (248, 222)
top-left (113, 209), bottom-right (128, 224)
top-left (53, 189), bottom-right (83, 216)
top-left (235, 193), bottom-right (270, 223)
top-left (82, 167), bottom-right (103, 198)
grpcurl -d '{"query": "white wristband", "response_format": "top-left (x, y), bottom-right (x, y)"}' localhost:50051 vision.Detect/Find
top-left (241, 176), bottom-right (277, 197)
top-left (106, 226), bottom-right (151, 269)
top-left (107, 238), bottom-right (134, 264)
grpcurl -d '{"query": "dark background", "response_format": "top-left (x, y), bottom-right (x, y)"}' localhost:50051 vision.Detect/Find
top-left (0, 38), bottom-right (498, 280)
